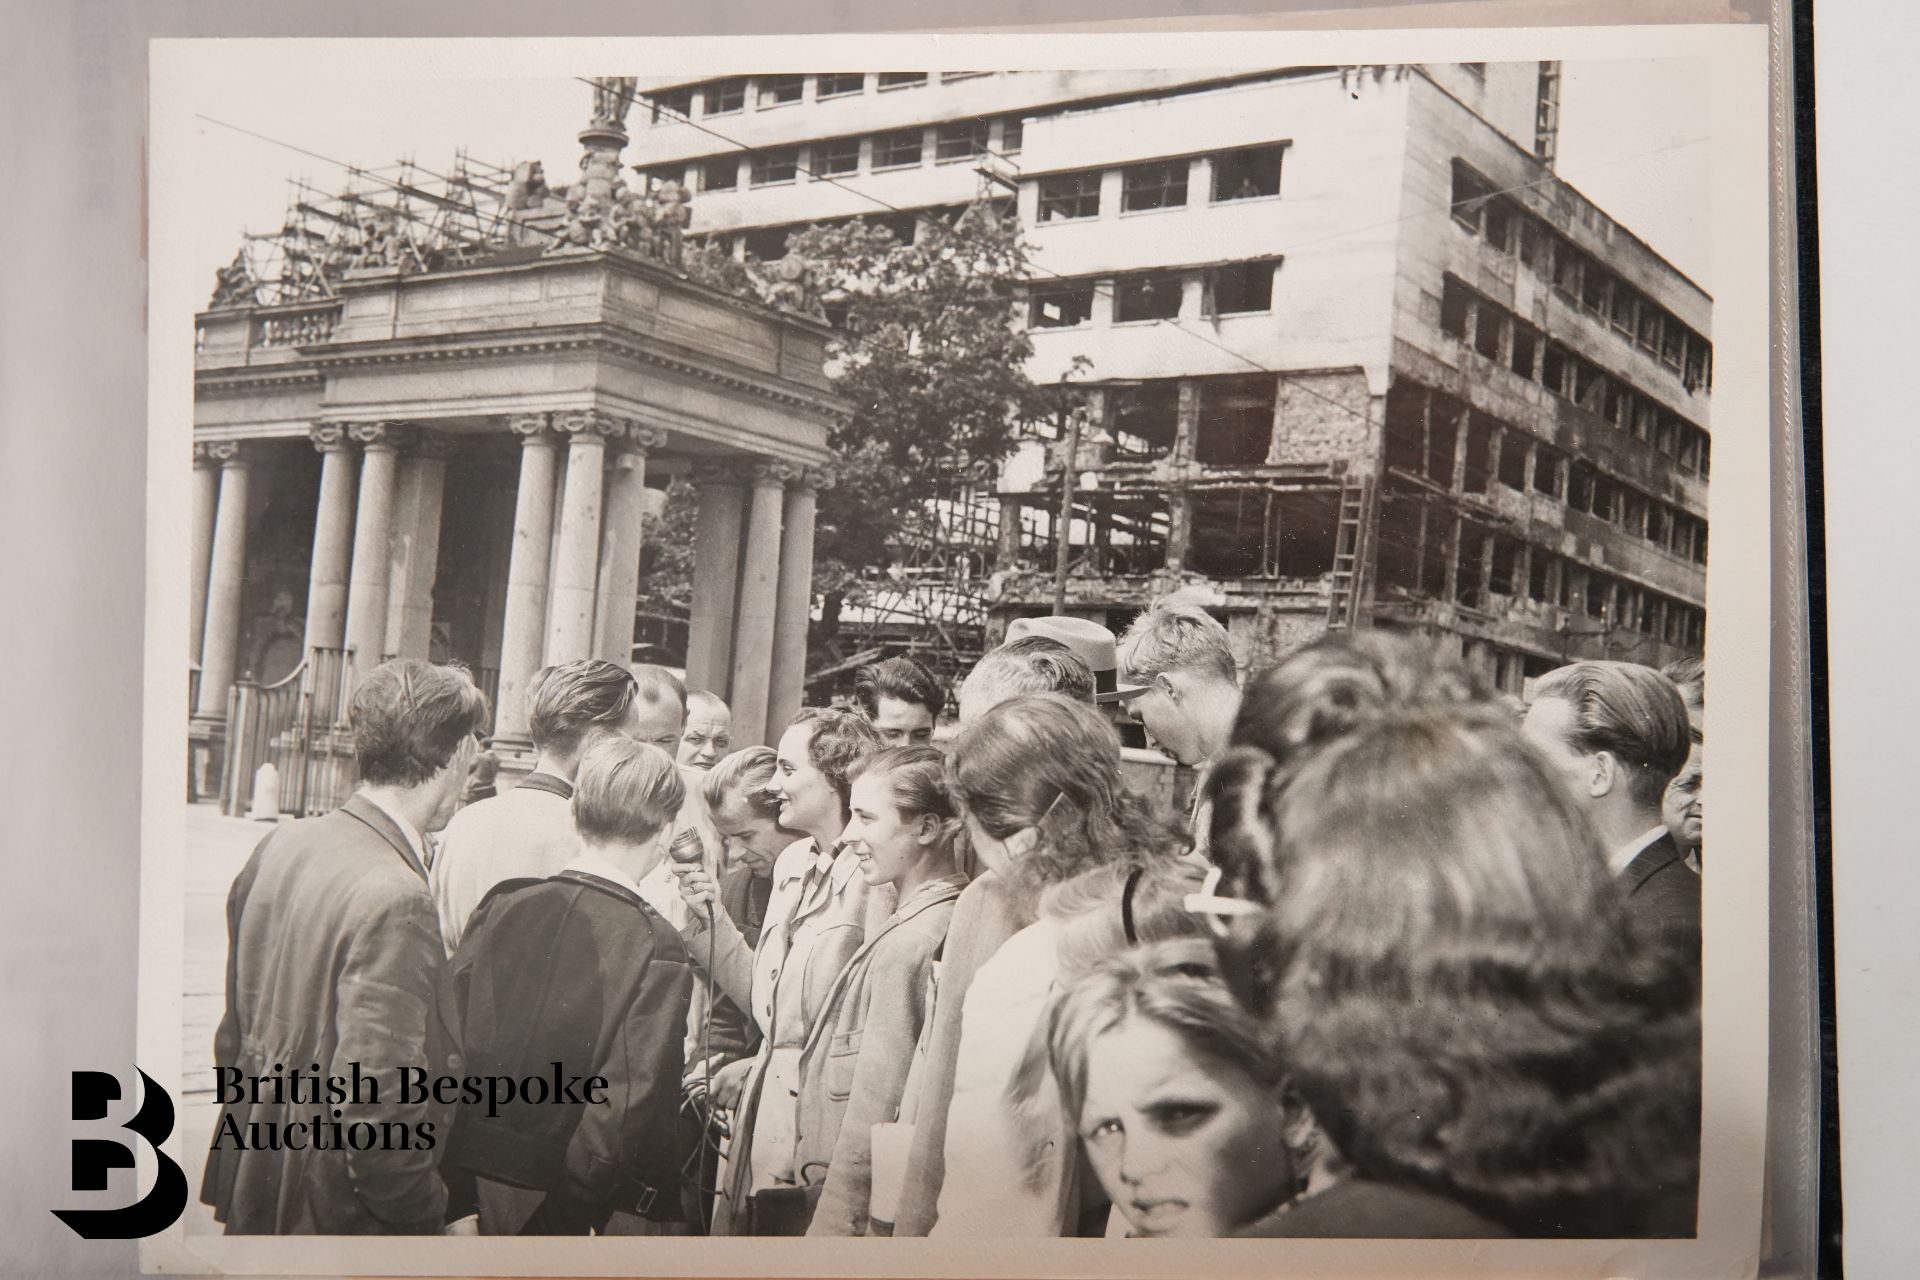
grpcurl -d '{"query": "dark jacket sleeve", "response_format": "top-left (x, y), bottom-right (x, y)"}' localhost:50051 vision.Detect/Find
top-left (525, 922), bottom-right (694, 1234)
top-left (329, 889), bottom-right (450, 1231)
top-left (200, 838), bottom-right (269, 1213)
top-left (810, 933), bottom-right (940, 1236)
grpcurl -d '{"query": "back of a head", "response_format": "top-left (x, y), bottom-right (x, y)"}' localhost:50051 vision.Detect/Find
top-left (526, 659), bottom-right (637, 757)
top-left (573, 737), bottom-right (685, 846)
top-left (1117, 599), bottom-right (1237, 686)
top-left (952, 693), bottom-right (1181, 887)
top-left (630, 663), bottom-right (690, 718)
top-left (959, 638), bottom-right (1096, 719)
top-left (852, 655), bottom-right (946, 721)
top-left (701, 744), bottom-right (781, 820)
top-left (1532, 660), bottom-right (1692, 808)
top-left (1215, 695), bottom-right (1698, 1236)
top-left (351, 659), bottom-right (489, 787)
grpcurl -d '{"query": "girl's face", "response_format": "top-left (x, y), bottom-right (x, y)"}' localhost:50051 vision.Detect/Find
top-left (711, 795), bottom-right (785, 876)
top-left (1078, 1018), bottom-right (1293, 1238)
top-left (773, 722), bottom-right (840, 840)
top-left (843, 772), bottom-right (928, 889)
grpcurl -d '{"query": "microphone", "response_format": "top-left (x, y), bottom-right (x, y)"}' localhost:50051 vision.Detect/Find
top-left (667, 827), bottom-right (713, 921)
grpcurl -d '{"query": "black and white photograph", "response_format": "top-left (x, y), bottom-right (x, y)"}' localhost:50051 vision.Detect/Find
top-left (138, 28), bottom-right (1775, 1277)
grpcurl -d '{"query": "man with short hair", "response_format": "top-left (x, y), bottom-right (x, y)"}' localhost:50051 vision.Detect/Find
top-left (432, 659), bottom-right (644, 951)
top-left (852, 655), bottom-right (945, 745)
top-left (1523, 660), bottom-right (1699, 941)
top-left (201, 659), bottom-right (486, 1235)
top-left (1115, 599), bottom-right (1241, 770)
top-left (628, 663), bottom-right (691, 756)
top-left (955, 637), bottom-right (1096, 724)
top-left (678, 689), bottom-right (733, 772)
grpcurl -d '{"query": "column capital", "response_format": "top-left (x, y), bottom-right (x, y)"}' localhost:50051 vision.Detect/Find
top-left (347, 421), bottom-right (416, 452)
top-left (620, 424), bottom-right (669, 455)
top-left (192, 440), bottom-right (222, 468)
top-left (794, 464), bottom-right (836, 493)
top-left (748, 459), bottom-right (803, 488)
top-left (202, 439), bottom-right (253, 468)
top-left (409, 429), bottom-right (459, 462)
top-left (509, 412), bottom-right (554, 441)
top-left (552, 408), bottom-right (627, 443)
top-left (309, 424), bottom-right (355, 453)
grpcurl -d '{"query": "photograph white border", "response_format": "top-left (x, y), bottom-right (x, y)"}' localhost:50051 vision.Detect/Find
top-left (142, 23), bottom-right (1773, 1276)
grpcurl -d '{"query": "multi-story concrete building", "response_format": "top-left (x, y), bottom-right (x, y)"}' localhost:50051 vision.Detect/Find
top-left (627, 63), bottom-right (1709, 690)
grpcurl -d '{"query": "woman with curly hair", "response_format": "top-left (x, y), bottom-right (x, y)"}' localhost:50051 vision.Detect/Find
top-left (1202, 634), bottom-right (1701, 1238)
top-left (923, 693), bottom-right (1191, 1238)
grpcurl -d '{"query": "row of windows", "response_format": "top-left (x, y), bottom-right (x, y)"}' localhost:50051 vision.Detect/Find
top-left (1450, 160), bottom-right (1712, 393)
top-left (1377, 492), bottom-right (1707, 647)
top-left (690, 202), bottom-right (999, 264)
top-left (1384, 380), bottom-right (1709, 567)
top-left (1026, 259), bottom-right (1279, 330)
top-left (643, 116), bottom-right (1023, 194)
top-left (643, 72), bottom-right (990, 124)
top-left (1439, 275), bottom-right (1711, 480)
top-left (1035, 144), bottom-right (1287, 223)
top-left (1026, 374), bottom-right (1283, 469)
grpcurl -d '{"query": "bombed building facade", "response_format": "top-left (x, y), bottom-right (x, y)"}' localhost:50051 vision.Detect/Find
top-left (626, 64), bottom-right (1710, 690)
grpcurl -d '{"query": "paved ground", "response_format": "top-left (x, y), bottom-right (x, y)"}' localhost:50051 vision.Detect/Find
top-left (180, 802), bottom-right (282, 1236)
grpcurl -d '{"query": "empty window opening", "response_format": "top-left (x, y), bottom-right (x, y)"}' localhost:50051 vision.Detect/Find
top-left (743, 226), bottom-right (791, 261)
top-left (1187, 490), bottom-right (1269, 578)
top-left (1213, 146), bottom-right (1285, 201)
top-left (1510, 324), bottom-right (1539, 379)
top-left (1497, 432), bottom-right (1529, 489)
top-left (1521, 220), bottom-right (1553, 273)
top-left (1553, 243), bottom-right (1582, 297)
top-left (1108, 382), bottom-right (1181, 461)
top-left (1528, 550), bottom-right (1553, 602)
top-left (1484, 199), bottom-right (1516, 252)
top-left (1426, 396), bottom-right (1460, 484)
top-left (1566, 461), bottom-right (1595, 512)
top-left (936, 120), bottom-right (991, 163)
top-left (999, 116), bottom-right (1024, 154)
top-left (1209, 260), bottom-right (1277, 315)
top-left (1114, 272), bottom-right (1185, 323)
top-left (1038, 171), bottom-right (1102, 222)
top-left (701, 155), bottom-right (740, 191)
top-left (1383, 383), bottom-right (1428, 478)
top-left (1611, 283), bottom-right (1638, 334)
top-left (1530, 445), bottom-right (1561, 497)
top-left (1102, 498), bottom-right (1172, 576)
top-left (1474, 302), bottom-right (1506, 360)
top-left (1374, 494), bottom-right (1424, 596)
top-left (1489, 535), bottom-right (1521, 596)
top-left (1454, 522), bottom-right (1487, 605)
top-left (1441, 279), bottom-right (1473, 340)
top-left (648, 88), bottom-right (693, 124)
top-left (1580, 265), bottom-right (1609, 315)
top-left (1195, 376), bottom-right (1276, 467)
top-left (1029, 281), bottom-right (1095, 329)
top-left (1647, 503), bottom-right (1671, 547)
top-left (1272, 491), bottom-right (1339, 577)
top-left (877, 72), bottom-right (929, 90)
top-left (1462, 413), bottom-right (1495, 494)
top-left (1586, 571), bottom-right (1613, 621)
top-left (1122, 160), bottom-right (1190, 212)
top-left (1451, 162), bottom-right (1493, 231)
top-left (1541, 344), bottom-right (1570, 396)
top-left (1572, 361), bottom-right (1608, 414)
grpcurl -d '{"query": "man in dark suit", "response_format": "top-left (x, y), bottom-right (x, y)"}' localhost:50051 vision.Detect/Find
top-left (1522, 660), bottom-right (1699, 946)
top-left (201, 659), bottom-right (488, 1235)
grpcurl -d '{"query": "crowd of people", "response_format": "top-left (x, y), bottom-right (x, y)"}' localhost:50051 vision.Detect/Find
top-left (201, 598), bottom-right (1705, 1240)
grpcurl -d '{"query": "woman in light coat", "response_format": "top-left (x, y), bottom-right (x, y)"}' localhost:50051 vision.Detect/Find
top-left (675, 707), bottom-right (883, 1234)
top-left (794, 747), bottom-right (967, 1235)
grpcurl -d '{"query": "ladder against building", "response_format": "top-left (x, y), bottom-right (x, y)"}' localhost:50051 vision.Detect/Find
top-left (1325, 474), bottom-right (1376, 630)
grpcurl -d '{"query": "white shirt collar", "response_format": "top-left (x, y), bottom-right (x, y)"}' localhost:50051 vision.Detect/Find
top-left (1608, 824), bottom-right (1670, 878)
top-left (359, 788), bottom-right (428, 871)
top-left (565, 847), bottom-right (647, 900)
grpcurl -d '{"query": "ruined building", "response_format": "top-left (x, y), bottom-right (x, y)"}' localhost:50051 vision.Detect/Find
top-left (627, 65), bottom-right (1709, 689)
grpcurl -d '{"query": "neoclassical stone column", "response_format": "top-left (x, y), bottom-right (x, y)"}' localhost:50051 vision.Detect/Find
top-left (494, 415), bottom-right (561, 747)
top-left (767, 466), bottom-right (829, 738)
top-left (384, 429), bottom-right (455, 661)
top-left (303, 424), bottom-right (359, 653)
top-left (341, 422), bottom-right (411, 684)
top-left (189, 443), bottom-right (220, 659)
top-left (728, 461), bottom-right (793, 747)
top-left (546, 409), bottom-right (623, 666)
top-left (593, 424), bottom-right (667, 663)
top-left (194, 441), bottom-right (254, 719)
top-left (684, 463), bottom-right (746, 697)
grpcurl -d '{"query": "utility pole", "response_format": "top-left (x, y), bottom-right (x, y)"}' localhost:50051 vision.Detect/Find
top-left (1051, 380), bottom-right (1082, 616)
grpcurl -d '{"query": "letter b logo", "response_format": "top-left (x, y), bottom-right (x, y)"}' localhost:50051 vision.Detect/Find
top-left (52, 1068), bottom-right (188, 1239)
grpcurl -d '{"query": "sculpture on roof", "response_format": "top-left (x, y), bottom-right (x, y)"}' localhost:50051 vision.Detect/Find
top-left (590, 76), bottom-right (639, 134)
top-left (749, 249), bottom-right (830, 320)
top-left (210, 249), bottom-right (256, 309)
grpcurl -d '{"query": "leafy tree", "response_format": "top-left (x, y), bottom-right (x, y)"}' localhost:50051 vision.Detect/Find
top-left (640, 202), bottom-right (1080, 651)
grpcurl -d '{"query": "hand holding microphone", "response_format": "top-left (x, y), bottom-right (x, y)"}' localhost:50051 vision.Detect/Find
top-left (668, 826), bottom-right (715, 920)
